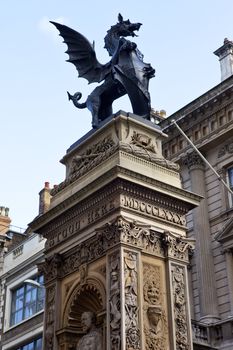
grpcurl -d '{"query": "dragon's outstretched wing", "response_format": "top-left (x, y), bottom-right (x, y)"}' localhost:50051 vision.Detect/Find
top-left (50, 21), bottom-right (110, 84)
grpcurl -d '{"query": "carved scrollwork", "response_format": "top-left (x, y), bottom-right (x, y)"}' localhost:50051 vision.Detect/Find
top-left (39, 253), bottom-right (63, 283)
top-left (162, 231), bottom-right (195, 262)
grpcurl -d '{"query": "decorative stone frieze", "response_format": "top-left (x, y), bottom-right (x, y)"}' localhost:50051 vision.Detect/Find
top-left (40, 216), bottom-right (195, 285)
top-left (121, 195), bottom-right (187, 228)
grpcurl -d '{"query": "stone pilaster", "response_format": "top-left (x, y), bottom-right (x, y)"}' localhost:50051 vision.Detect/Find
top-left (224, 249), bottom-right (233, 316)
top-left (185, 152), bottom-right (219, 323)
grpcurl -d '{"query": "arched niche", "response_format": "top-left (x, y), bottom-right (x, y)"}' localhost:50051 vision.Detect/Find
top-left (63, 277), bottom-right (106, 331)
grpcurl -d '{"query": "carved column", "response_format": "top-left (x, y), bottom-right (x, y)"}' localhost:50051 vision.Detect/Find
top-left (185, 152), bottom-right (219, 322)
top-left (105, 219), bottom-right (142, 350)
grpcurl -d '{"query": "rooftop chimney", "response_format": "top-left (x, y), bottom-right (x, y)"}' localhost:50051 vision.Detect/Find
top-left (214, 38), bottom-right (233, 81)
top-left (0, 206), bottom-right (11, 235)
top-left (39, 182), bottom-right (51, 215)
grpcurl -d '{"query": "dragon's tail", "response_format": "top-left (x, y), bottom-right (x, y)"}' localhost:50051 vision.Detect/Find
top-left (67, 91), bottom-right (87, 109)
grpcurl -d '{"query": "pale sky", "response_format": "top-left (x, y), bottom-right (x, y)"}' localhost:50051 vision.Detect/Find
top-left (1, 0), bottom-right (233, 229)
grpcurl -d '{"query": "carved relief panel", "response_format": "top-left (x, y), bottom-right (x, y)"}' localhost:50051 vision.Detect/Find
top-left (108, 251), bottom-right (121, 350)
top-left (143, 263), bottom-right (168, 350)
top-left (171, 264), bottom-right (191, 350)
top-left (124, 251), bottom-right (140, 350)
top-left (44, 284), bottom-right (56, 350)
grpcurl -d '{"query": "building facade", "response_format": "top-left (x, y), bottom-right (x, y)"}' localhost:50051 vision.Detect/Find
top-left (160, 39), bottom-right (233, 349)
top-left (0, 208), bottom-right (45, 350)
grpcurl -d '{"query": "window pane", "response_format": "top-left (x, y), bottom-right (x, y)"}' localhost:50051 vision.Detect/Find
top-left (11, 275), bottom-right (44, 326)
top-left (36, 338), bottom-right (42, 350)
top-left (16, 309), bottom-right (24, 323)
top-left (228, 168), bottom-right (233, 187)
top-left (16, 286), bottom-right (24, 296)
top-left (15, 296), bottom-right (24, 310)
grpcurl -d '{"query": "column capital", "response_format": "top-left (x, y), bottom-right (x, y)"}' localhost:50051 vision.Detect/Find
top-left (183, 152), bottom-right (205, 170)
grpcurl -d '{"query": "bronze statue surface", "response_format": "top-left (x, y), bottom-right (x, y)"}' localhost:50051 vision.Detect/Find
top-left (51, 14), bottom-right (155, 128)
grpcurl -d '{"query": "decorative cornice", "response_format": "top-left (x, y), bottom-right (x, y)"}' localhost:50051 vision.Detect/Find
top-left (30, 171), bottom-right (201, 235)
top-left (160, 76), bottom-right (233, 130)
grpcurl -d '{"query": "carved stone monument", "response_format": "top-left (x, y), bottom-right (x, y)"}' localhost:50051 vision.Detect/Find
top-left (30, 110), bottom-right (201, 350)
top-left (30, 15), bottom-right (202, 350)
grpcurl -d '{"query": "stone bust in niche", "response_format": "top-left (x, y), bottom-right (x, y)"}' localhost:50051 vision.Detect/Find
top-left (76, 311), bottom-right (102, 350)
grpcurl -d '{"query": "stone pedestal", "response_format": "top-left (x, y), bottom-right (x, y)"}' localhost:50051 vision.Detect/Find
top-left (30, 111), bottom-right (201, 350)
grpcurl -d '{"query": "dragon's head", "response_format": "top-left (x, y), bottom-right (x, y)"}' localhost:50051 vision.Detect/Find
top-left (116, 13), bottom-right (142, 37)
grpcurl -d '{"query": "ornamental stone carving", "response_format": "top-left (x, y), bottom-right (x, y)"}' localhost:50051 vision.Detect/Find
top-left (183, 152), bottom-right (205, 169)
top-left (109, 251), bottom-right (121, 349)
top-left (124, 251), bottom-right (140, 349)
top-left (162, 231), bottom-right (195, 262)
top-left (130, 131), bottom-right (157, 153)
top-left (69, 136), bottom-right (116, 176)
top-left (44, 285), bottom-right (56, 350)
top-left (38, 253), bottom-right (63, 283)
top-left (218, 139), bottom-right (233, 158)
top-left (119, 141), bottom-right (180, 171)
top-left (172, 265), bottom-right (191, 350)
top-left (143, 264), bottom-right (167, 350)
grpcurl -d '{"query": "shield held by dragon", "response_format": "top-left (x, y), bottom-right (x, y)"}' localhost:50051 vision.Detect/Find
top-left (51, 14), bottom-right (155, 128)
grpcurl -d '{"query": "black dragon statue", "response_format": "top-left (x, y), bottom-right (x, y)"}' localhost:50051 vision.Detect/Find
top-left (51, 14), bottom-right (155, 128)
